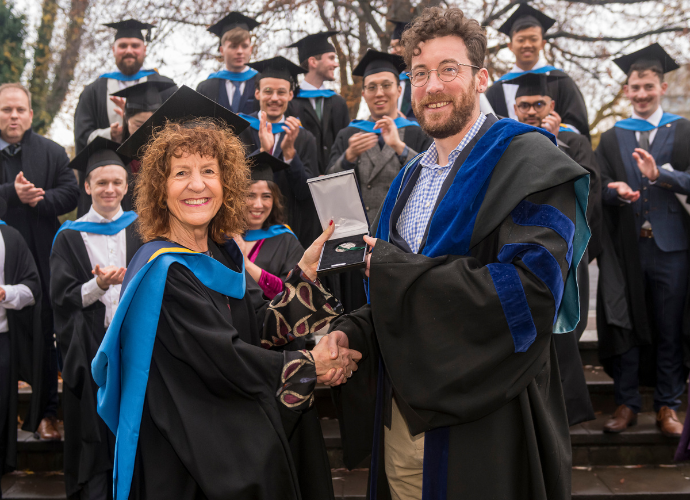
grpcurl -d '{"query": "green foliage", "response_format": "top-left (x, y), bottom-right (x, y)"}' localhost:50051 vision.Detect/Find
top-left (0, 0), bottom-right (27, 84)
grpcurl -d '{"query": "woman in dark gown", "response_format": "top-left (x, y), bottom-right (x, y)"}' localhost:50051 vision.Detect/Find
top-left (91, 117), bottom-right (360, 500)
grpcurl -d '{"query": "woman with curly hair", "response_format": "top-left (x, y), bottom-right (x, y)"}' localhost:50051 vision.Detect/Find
top-left (91, 95), bottom-right (360, 500)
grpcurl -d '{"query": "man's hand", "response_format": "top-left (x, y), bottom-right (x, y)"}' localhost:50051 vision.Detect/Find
top-left (363, 235), bottom-right (377, 277)
top-left (633, 148), bottom-right (659, 181)
top-left (280, 116), bottom-right (301, 162)
top-left (541, 111), bottom-right (561, 138)
top-left (15, 172), bottom-right (45, 207)
top-left (608, 181), bottom-right (640, 202)
top-left (345, 132), bottom-right (378, 163)
top-left (109, 96), bottom-right (126, 143)
top-left (93, 265), bottom-right (126, 290)
top-left (375, 116), bottom-right (406, 155)
top-left (258, 111), bottom-right (275, 154)
top-left (0, 287), bottom-right (6, 302)
top-left (311, 334), bottom-right (361, 386)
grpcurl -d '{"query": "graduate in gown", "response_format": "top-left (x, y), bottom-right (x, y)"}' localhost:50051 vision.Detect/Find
top-left (329, 8), bottom-right (589, 499)
top-left (287, 32), bottom-right (351, 174)
top-left (0, 197), bottom-right (44, 478)
top-left (595, 44), bottom-right (690, 438)
top-left (98, 92), bottom-right (359, 499)
top-left (511, 71), bottom-right (600, 426)
top-left (237, 56), bottom-right (320, 249)
top-left (196, 12), bottom-right (261, 115)
top-left (51, 138), bottom-right (141, 499)
top-left (485, 4), bottom-right (590, 141)
top-left (235, 152), bottom-right (305, 301)
top-left (73, 20), bottom-right (177, 215)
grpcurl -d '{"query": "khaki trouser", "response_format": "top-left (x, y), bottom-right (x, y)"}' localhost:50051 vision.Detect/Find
top-left (384, 398), bottom-right (425, 500)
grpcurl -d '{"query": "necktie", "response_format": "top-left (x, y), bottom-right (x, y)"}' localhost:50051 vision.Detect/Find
top-left (638, 130), bottom-right (650, 151)
top-left (231, 82), bottom-right (242, 113)
top-left (315, 98), bottom-right (323, 121)
top-left (5, 144), bottom-right (20, 156)
top-left (378, 134), bottom-right (386, 150)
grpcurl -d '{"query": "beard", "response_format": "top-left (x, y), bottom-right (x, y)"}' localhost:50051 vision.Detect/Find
top-left (412, 80), bottom-right (476, 139)
top-left (116, 55), bottom-right (144, 76)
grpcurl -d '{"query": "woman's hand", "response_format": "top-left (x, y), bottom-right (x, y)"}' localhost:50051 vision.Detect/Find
top-left (233, 234), bottom-right (249, 256)
top-left (311, 334), bottom-right (362, 386)
top-left (298, 220), bottom-right (335, 281)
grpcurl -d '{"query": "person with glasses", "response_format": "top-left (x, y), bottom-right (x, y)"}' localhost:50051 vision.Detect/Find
top-left (237, 57), bottom-right (320, 249)
top-left (512, 71), bottom-right (602, 427)
top-left (323, 7), bottom-right (589, 499)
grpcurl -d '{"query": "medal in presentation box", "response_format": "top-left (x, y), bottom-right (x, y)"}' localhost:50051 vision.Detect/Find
top-left (307, 170), bottom-right (370, 276)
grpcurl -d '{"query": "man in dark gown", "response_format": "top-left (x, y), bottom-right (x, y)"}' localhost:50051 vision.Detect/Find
top-left (485, 4), bottom-right (590, 141)
top-left (511, 71), bottom-right (600, 426)
top-left (51, 139), bottom-right (141, 499)
top-left (596, 44), bottom-right (690, 437)
top-left (328, 8), bottom-right (589, 499)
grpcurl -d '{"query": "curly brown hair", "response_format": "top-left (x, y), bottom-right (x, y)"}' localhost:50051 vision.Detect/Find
top-left (401, 7), bottom-right (486, 72)
top-left (134, 118), bottom-right (250, 244)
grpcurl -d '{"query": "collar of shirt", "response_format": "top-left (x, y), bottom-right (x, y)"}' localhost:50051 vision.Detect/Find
top-left (0, 137), bottom-right (10, 151)
top-left (508, 60), bottom-right (547, 75)
top-left (300, 80), bottom-right (325, 91)
top-left (83, 205), bottom-right (124, 224)
top-left (632, 106), bottom-right (663, 127)
top-left (420, 113), bottom-right (487, 170)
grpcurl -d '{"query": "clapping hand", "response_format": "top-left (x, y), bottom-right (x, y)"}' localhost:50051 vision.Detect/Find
top-left (280, 117), bottom-right (301, 161)
top-left (541, 111), bottom-right (561, 138)
top-left (15, 172), bottom-right (44, 207)
top-left (345, 132), bottom-right (378, 162)
top-left (109, 96), bottom-right (126, 143)
top-left (375, 115), bottom-right (406, 155)
top-left (633, 148), bottom-right (659, 181)
top-left (258, 111), bottom-right (275, 154)
top-left (93, 265), bottom-right (126, 290)
top-left (608, 181), bottom-right (640, 202)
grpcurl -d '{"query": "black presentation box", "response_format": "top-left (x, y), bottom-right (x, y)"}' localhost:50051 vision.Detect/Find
top-left (307, 170), bottom-right (370, 276)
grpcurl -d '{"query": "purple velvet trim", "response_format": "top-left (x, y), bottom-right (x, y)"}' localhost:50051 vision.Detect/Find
top-left (247, 238), bottom-right (265, 262)
top-left (259, 270), bottom-right (284, 300)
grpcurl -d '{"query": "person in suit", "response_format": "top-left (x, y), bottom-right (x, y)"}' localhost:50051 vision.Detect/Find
top-left (196, 12), bottom-right (260, 115)
top-left (596, 44), bottom-right (690, 437)
top-left (287, 32), bottom-right (350, 174)
top-left (0, 83), bottom-right (79, 441)
top-left (236, 57), bottom-right (319, 249)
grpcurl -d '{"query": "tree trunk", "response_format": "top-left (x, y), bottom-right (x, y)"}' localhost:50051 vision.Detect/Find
top-left (29, 0), bottom-right (58, 132)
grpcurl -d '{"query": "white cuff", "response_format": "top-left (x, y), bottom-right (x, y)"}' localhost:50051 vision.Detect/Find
top-left (82, 277), bottom-right (107, 308)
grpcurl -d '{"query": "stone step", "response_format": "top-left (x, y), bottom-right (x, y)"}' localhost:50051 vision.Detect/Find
top-left (15, 425), bottom-right (64, 472)
top-left (0, 472), bottom-right (66, 500)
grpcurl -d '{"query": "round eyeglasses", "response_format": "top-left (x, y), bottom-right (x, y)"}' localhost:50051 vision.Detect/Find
top-left (406, 62), bottom-right (481, 87)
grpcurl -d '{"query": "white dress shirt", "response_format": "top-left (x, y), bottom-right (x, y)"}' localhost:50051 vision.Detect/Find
top-left (502, 61), bottom-right (547, 121)
top-left (224, 66), bottom-right (249, 105)
top-left (299, 80), bottom-right (325, 110)
top-left (632, 105), bottom-right (663, 145)
top-left (79, 206), bottom-right (127, 327)
top-left (88, 76), bottom-right (145, 145)
top-left (0, 230), bottom-right (36, 333)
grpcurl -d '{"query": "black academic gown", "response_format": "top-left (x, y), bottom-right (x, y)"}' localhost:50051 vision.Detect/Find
top-left (595, 118), bottom-right (690, 380)
top-left (253, 232), bottom-right (305, 283)
top-left (196, 75), bottom-right (259, 115)
top-left (238, 119), bottom-right (320, 248)
top-left (128, 239), bottom-right (335, 500)
top-left (331, 117), bottom-right (586, 499)
top-left (50, 222), bottom-right (141, 498)
top-left (73, 72), bottom-right (177, 216)
top-left (486, 70), bottom-right (590, 142)
top-left (0, 225), bottom-right (43, 475)
top-left (288, 92), bottom-right (351, 175)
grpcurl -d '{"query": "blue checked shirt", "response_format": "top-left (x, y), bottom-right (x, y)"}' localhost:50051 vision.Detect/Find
top-left (397, 113), bottom-right (486, 253)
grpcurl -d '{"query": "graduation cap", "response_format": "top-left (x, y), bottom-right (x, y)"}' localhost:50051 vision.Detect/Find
top-left (287, 31), bottom-right (338, 64)
top-left (111, 80), bottom-right (176, 115)
top-left (353, 50), bottom-right (406, 79)
top-left (498, 4), bottom-right (555, 37)
top-left (613, 43), bottom-right (680, 77)
top-left (248, 56), bottom-right (306, 84)
top-left (117, 85), bottom-right (250, 158)
top-left (512, 72), bottom-right (564, 98)
top-left (389, 19), bottom-right (409, 41)
top-left (103, 19), bottom-right (155, 42)
top-left (208, 12), bottom-right (260, 39)
top-left (69, 137), bottom-right (129, 177)
top-left (248, 151), bottom-right (289, 182)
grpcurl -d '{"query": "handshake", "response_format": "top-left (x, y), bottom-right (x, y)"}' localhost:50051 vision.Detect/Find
top-left (310, 330), bottom-right (361, 387)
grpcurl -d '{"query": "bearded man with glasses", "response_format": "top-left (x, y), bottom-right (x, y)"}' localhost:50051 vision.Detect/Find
top-left (324, 7), bottom-right (590, 499)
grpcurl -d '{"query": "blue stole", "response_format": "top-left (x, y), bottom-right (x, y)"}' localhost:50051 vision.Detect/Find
top-left (52, 211), bottom-right (138, 248)
top-left (399, 71), bottom-right (409, 81)
top-left (91, 240), bottom-right (246, 500)
top-left (238, 113), bottom-right (288, 134)
top-left (497, 65), bottom-right (561, 83)
top-left (614, 112), bottom-right (682, 132)
top-left (348, 118), bottom-right (417, 134)
top-left (296, 88), bottom-right (336, 99)
top-left (244, 224), bottom-right (296, 242)
top-left (206, 68), bottom-right (258, 82)
top-left (99, 69), bottom-right (157, 82)
top-left (559, 124), bottom-right (579, 134)
top-left (0, 221), bottom-right (5, 225)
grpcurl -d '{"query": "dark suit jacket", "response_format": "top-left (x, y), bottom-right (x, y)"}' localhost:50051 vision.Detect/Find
top-left (196, 76), bottom-right (259, 115)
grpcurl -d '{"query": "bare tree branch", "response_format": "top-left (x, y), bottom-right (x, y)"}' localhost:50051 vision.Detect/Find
top-left (547, 26), bottom-right (688, 43)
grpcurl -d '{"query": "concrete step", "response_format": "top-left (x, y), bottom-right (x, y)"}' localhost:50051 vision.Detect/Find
top-left (15, 424), bottom-right (64, 472)
top-left (0, 472), bottom-right (66, 500)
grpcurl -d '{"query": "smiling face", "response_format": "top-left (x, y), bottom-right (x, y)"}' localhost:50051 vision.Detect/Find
top-left (85, 165), bottom-right (128, 216)
top-left (624, 70), bottom-right (667, 120)
top-left (245, 180), bottom-right (273, 230)
top-left (220, 36), bottom-right (253, 72)
top-left (112, 38), bottom-right (146, 76)
top-left (166, 152), bottom-right (224, 234)
top-left (362, 72), bottom-right (401, 120)
top-left (409, 36), bottom-right (487, 139)
top-left (313, 52), bottom-right (339, 82)
top-left (508, 26), bottom-right (546, 69)
top-left (255, 77), bottom-right (293, 122)
top-left (0, 88), bottom-right (33, 144)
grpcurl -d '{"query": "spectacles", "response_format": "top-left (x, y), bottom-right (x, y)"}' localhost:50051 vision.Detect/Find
top-left (261, 88), bottom-right (290, 97)
top-left (516, 101), bottom-right (549, 112)
top-left (363, 82), bottom-right (396, 94)
top-left (407, 62), bottom-right (481, 87)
